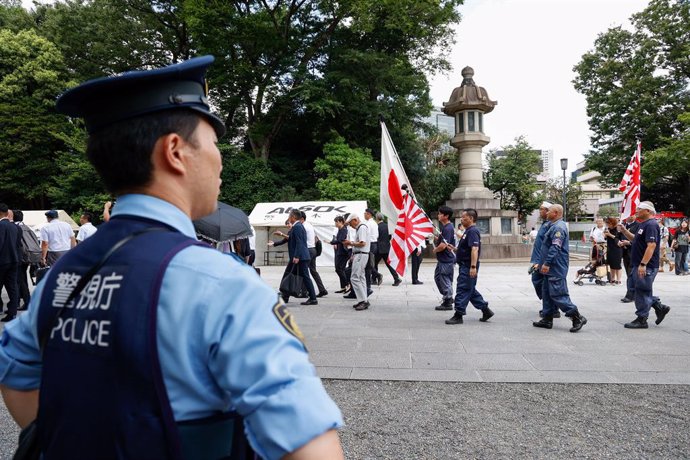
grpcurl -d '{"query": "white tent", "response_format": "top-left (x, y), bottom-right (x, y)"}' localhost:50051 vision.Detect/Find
top-left (20, 210), bottom-right (80, 239)
top-left (249, 201), bottom-right (367, 267)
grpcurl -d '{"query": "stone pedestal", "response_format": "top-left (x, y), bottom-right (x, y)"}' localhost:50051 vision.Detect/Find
top-left (442, 66), bottom-right (531, 259)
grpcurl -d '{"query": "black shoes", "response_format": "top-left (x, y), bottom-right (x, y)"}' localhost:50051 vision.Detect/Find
top-left (354, 301), bottom-right (370, 311)
top-left (445, 312), bottom-right (463, 325)
top-left (435, 299), bottom-right (453, 311)
top-left (624, 316), bottom-right (648, 329)
top-left (539, 311), bottom-right (561, 318)
top-left (376, 274), bottom-right (383, 286)
top-left (334, 288), bottom-right (347, 294)
top-left (533, 317), bottom-right (553, 329)
top-left (367, 289), bottom-right (374, 296)
top-left (570, 313), bottom-right (587, 333)
top-left (1, 314), bottom-right (16, 322)
top-left (412, 280), bottom-right (423, 285)
top-left (479, 307), bottom-right (494, 322)
top-left (317, 291), bottom-right (328, 298)
top-left (653, 304), bottom-right (670, 325)
top-left (344, 292), bottom-right (356, 299)
top-left (300, 299), bottom-right (318, 306)
top-left (620, 297), bottom-right (633, 303)
top-left (393, 279), bottom-right (402, 287)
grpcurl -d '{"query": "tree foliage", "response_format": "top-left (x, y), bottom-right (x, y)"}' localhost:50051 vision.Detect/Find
top-left (573, 0), bottom-right (690, 210)
top-left (485, 136), bottom-right (543, 223)
top-left (313, 137), bottom-right (380, 207)
top-left (542, 179), bottom-right (586, 222)
top-left (415, 128), bottom-right (457, 212)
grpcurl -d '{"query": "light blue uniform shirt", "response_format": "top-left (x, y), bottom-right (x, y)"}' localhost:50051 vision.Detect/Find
top-left (0, 194), bottom-right (343, 460)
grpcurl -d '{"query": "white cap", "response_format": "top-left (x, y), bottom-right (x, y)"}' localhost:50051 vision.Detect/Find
top-left (540, 201), bottom-right (553, 209)
top-left (345, 213), bottom-right (360, 223)
top-left (637, 201), bottom-right (656, 214)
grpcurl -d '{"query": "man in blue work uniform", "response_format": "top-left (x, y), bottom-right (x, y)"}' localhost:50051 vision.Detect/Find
top-left (529, 201), bottom-right (560, 319)
top-left (0, 56), bottom-right (343, 459)
top-left (617, 201), bottom-right (670, 329)
top-left (532, 204), bottom-right (587, 332)
top-left (433, 206), bottom-right (456, 311)
top-left (445, 208), bottom-right (494, 325)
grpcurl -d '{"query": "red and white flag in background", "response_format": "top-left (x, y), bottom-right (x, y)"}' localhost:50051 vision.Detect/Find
top-left (619, 141), bottom-right (641, 221)
top-left (380, 121), bottom-right (434, 277)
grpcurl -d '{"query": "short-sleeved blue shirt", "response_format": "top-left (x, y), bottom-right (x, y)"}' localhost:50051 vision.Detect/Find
top-left (456, 225), bottom-right (480, 263)
top-left (631, 218), bottom-right (660, 268)
top-left (436, 222), bottom-right (456, 263)
top-left (0, 194), bottom-right (343, 460)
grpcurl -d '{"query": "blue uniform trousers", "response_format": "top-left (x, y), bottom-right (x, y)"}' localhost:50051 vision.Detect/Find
top-left (453, 264), bottom-right (489, 314)
top-left (531, 270), bottom-right (544, 300)
top-left (631, 265), bottom-right (658, 318)
top-left (434, 262), bottom-right (455, 301)
top-left (541, 276), bottom-right (578, 317)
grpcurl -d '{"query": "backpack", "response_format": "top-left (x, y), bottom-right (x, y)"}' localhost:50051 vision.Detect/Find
top-left (19, 225), bottom-right (42, 264)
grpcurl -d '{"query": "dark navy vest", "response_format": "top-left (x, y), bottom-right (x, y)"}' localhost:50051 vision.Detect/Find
top-left (35, 216), bottom-right (251, 460)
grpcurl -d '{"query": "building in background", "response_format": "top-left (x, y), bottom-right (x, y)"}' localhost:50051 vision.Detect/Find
top-left (422, 107), bottom-right (455, 136)
top-left (492, 148), bottom-right (554, 183)
top-left (572, 160), bottom-right (621, 218)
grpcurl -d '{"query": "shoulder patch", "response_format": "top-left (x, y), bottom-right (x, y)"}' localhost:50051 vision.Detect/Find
top-left (555, 231), bottom-right (561, 238)
top-left (273, 300), bottom-right (305, 344)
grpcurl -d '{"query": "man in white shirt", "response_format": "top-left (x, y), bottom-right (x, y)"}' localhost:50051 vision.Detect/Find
top-left (40, 210), bottom-right (76, 266)
top-left (363, 208), bottom-right (380, 287)
top-left (300, 212), bottom-right (327, 297)
top-left (76, 212), bottom-right (97, 243)
top-left (344, 213), bottom-right (370, 310)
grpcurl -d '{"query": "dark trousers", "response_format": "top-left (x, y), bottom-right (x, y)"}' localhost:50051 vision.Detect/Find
top-left (308, 248), bottom-right (326, 294)
top-left (0, 264), bottom-right (19, 317)
top-left (282, 260), bottom-right (316, 301)
top-left (334, 254), bottom-right (349, 288)
top-left (622, 249), bottom-right (634, 299)
top-left (374, 252), bottom-right (400, 282)
top-left (674, 250), bottom-right (687, 274)
top-left (411, 250), bottom-right (422, 282)
top-left (434, 262), bottom-right (454, 301)
top-left (248, 250), bottom-right (256, 266)
top-left (453, 263), bottom-right (488, 314)
top-left (17, 263), bottom-right (30, 306)
top-left (541, 276), bottom-right (578, 317)
top-left (368, 243), bottom-right (379, 281)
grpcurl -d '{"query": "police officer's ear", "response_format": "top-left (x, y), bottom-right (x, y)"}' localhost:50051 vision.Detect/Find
top-left (152, 132), bottom-right (194, 176)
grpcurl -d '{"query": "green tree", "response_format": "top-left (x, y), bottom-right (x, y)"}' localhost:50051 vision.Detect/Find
top-left (0, 0), bottom-right (33, 31)
top-left (313, 137), bottom-right (380, 206)
top-left (573, 0), bottom-right (690, 210)
top-left (485, 137), bottom-right (543, 223)
top-left (643, 111), bottom-right (690, 215)
top-left (218, 145), bottom-right (282, 214)
top-left (542, 179), bottom-right (586, 222)
top-left (0, 28), bottom-right (76, 209)
top-left (415, 128), bottom-right (457, 212)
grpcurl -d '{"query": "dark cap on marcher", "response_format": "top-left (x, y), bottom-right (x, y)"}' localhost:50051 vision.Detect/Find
top-left (365, 208), bottom-right (375, 216)
top-left (45, 210), bottom-right (58, 218)
top-left (56, 55), bottom-right (226, 137)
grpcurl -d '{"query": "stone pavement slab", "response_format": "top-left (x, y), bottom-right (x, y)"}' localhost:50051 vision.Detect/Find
top-left (261, 260), bottom-right (690, 384)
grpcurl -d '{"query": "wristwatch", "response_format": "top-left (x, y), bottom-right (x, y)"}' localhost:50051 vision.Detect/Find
top-left (640, 263), bottom-right (647, 267)
top-left (470, 265), bottom-right (476, 268)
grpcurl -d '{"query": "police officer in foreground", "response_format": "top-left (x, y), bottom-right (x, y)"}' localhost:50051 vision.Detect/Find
top-left (445, 208), bottom-right (494, 325)
top-left (532, 204), bottom-right (587, 333)
top-left (528, 201), bottom-right (560, 319)
top-left (0, 56), bottom-right (344, 459)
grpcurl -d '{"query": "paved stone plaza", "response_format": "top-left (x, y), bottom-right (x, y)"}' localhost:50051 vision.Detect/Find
top-left (262, 260), bottom-right (690, 385)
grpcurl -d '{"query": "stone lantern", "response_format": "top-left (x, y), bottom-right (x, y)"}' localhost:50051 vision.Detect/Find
top-left (442, 66), bottom-right (531, 258)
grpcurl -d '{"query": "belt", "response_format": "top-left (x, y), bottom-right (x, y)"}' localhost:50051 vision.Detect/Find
top-left (354, 252), bottom-right (369, 255)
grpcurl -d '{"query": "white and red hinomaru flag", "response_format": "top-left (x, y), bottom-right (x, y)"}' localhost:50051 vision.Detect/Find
top-left (380, 121), bottom-right (415, 234)
top-left (388, 194), bottom-right (435, 277)
top-left (619, 142), bottom-right (641, 221)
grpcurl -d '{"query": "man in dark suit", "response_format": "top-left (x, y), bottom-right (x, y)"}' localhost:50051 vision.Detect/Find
top-left (287, 209), bottom-right (317, 305)
top-left (0, 203), bottom-right (21, 321)
top-left (375, 213), bottom-right (401, 286)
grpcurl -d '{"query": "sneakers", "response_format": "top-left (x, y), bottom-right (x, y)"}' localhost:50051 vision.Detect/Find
top-left (354, 301), bottom-right (370, 311)
top-left (479, 307), bottom-right (494, 322)
top-left (300, 299), bottom-right (318, 306)
top-left (435, 299), bottom-right (453, 311)
top-left (624, 316), bottom-right (648, 329)
top-left (445, 312), bottom-right (463, 325)
top-left (569, 313), bottom-right (587, 333)
top-left (532, 317), bottom-right (553, 329)
top-left (393, 279), bottom-right (402, 287)
top-left (653, 304), bottom-right (671, 325)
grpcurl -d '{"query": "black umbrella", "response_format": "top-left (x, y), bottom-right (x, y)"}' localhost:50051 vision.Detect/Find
top-left (193, 202), bottom-right (252, 243)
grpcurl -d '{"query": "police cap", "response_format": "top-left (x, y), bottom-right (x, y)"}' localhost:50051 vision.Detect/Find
top-left (56, 55), bottom-right (226, 137)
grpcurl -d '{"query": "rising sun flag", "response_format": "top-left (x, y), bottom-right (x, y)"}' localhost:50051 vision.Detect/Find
top-left (379, 121), bottom-right (434, 277)
top-left (619, 141), bottom-right (641, 221)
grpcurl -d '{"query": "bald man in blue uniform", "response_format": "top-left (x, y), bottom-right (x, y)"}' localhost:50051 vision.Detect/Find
top-left (532, 204), bottom-right (587, 333)
top-left (0, 56), bottom-right (343, 460)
